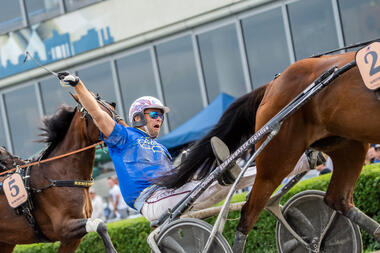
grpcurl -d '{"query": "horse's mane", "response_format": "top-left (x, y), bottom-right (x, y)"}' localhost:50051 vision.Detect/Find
top-left (38, 104), bottom-right (76, 158)
top-left (0, 146), bottom-right (26, 171)
top-left (154, 83), bottom-right (268, 188)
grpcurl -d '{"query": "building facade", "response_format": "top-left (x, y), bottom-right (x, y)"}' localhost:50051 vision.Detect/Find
top-left (0, 0), bottom-right (379, 158)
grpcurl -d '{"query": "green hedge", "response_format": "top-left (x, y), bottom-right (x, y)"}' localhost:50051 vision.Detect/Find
top-left (15, 165), bottom-right (380, 253)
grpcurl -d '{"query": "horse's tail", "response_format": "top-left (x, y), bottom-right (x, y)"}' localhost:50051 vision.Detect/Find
top-left (155, 83), bottom-right (268, 189)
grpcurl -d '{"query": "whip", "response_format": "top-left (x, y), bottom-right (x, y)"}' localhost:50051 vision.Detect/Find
top-left (23, 51), bottom-right (59, 79)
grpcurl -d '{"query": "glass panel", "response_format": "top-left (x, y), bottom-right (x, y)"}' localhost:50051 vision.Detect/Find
top-left (338, 0), bottom-right (380, 46)
top-left (40, 77), bottom-right (75, 115)
top-left (64, 0), bottom-right (101, 12)
top-left (0, 1), bottom-right (23, 33)
top-left (115, 50), bottom-right (159, 124)
top-left (26, 0), bottom-right (61, 24)
top-left (77, 62), bottom-right (117, 107)
top-left (156, 36), bottom-right (203, 129)
top-left (287, 0), bottom-right (339, 60)
top-left (242, 8), bottom-right (291, 88)
top-left (198, 24), bottom-right (246, 101)
top-left (4, 85), bottom-right (43, 158)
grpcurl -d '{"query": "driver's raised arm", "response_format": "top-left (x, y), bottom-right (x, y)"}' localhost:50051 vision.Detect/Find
top-left (58, 72), bottom-right (115, 138)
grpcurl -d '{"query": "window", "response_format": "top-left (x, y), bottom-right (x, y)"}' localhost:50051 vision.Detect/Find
top-left (156, 36), bottom-right (203, 130)
top-left (116, 50), bottom-right (159, 124)
top-left (287, 0), bottom-right (339, 60)
top-left (64, 0), bottom-right (102, 12)
top-left (198, 24), bottom-right (246, 101)
top-left (25, 0), bottom-right (61, 24)
top-left (338, 0), bottom-right (380, 46)
top-left (242, 8), bottom-right (291, 88)
top-left (0, 1), bottom-right (23, 34)
top-left (77, 62), bottom-right (117, 108)
top-left (39, 76), bottom-right (75, 115)
top-left (4, 85), bottom-right (43, 158)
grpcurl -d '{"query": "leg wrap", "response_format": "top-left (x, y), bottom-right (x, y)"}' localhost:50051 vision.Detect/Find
top-left (85, 218), bottom-right (103, 233)
top-left (346, 207), bottom-right (380, 242)
top-left (232, 230), bottom-right (247, 253)
top-left (86, 218), bottom-right (117, 253)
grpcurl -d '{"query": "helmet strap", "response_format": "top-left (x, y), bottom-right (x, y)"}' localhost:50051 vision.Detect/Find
top-left (143, 125), bottom-right (154, 137)
top-left (132, 112), bottom-right (147, 127)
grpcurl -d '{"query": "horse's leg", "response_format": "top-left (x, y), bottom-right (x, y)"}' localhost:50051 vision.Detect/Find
top-left (58, 218), bottom-right (117, 253)
top-left (0, 242), bottom-right (15, 253)
top-left (324, 140), bottom-right (380, 242)
top-left (232, 139), bottom-right (305, 253)
top-left (58, 239), bottom-right (82, 253)
top-left (233, 176), bottom-right (289, 253)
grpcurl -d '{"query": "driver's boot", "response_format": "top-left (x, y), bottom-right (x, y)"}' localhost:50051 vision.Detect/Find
top-left (211, 136), bottom-right (242, 186)
top-left (305, 149), bottom-right (326, 170)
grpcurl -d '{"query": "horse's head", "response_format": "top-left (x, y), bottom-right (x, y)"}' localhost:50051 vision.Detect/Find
top-left (70, 92), bottom-right (121, 143)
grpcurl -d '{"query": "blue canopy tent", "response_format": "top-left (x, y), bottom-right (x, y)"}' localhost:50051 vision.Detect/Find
top-left (158, 93), bottom-right (235, 150)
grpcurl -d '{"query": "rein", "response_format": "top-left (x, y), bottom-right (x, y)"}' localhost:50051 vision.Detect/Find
top-left (311, 37), bottom-right (380, 58)
top-left (0, 141), bottom-right (104, 177)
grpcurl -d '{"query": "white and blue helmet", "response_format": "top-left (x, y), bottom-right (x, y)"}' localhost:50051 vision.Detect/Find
top-left (128, 96), bottom-right (170, 127)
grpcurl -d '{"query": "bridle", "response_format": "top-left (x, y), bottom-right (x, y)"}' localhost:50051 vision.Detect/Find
top-left (77, 94), bottom-right (122, 122)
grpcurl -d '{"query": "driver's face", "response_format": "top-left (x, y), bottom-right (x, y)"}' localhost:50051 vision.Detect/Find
top-left (144, 108), bottom-right (163, 138)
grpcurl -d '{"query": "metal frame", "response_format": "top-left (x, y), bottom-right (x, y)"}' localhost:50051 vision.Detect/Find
top-left (151, 46), bottom-right (170, 134)
top-left (110, 59), bottom-right (125, 119)
top-left (0, 94), bottom-right (13, 153)
top-left (192, 33), bottom-right (209, 107)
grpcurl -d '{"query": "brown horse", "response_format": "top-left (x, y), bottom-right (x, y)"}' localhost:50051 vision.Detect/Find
top-left (0, 95), bottom-right (117, 252)
top-left (157, 50), bottom-right (380, 251)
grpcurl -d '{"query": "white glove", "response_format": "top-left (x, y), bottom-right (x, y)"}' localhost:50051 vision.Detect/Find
top-left (58, 72), bottom-right (80, 87)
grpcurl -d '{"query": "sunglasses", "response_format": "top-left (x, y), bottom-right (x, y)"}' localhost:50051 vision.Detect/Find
top-left (145, 111), bottom-right (164, 120)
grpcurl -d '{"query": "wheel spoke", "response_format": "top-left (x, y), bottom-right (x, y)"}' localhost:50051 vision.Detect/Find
top-left (286, 207), bottom-right (316, 237)
top-left (193, 224), bottom-right (206, 250)
top-left (282, 238), bottom-right (302, 253)
top-left (161, 235), bottom-right (186, 253)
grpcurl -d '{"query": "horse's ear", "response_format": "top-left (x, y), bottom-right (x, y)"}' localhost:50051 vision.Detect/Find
top-left (69, 92), bottom-right (81, 104)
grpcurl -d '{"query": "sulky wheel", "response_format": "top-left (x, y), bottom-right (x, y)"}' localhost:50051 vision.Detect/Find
top-left (276, 190), bottom-right (362, 253)
top-left (156, 218), bottom-right (232, 253)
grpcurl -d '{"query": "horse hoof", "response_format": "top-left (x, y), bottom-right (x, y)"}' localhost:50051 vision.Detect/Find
top-left (375, 227), bottom-right (380, 243)
top-left (232, 230), bottom-right (247, 253)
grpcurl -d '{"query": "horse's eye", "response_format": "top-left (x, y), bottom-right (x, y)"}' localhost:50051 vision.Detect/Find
top-left (110, 102), bottom-right (116, 108)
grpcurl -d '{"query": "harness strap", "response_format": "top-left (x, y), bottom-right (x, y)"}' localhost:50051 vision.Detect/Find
top-left (18, 202), bottom-right (51, 242)
top-left (33, 178), bottom-right (94, 192)
top-left (14, 166), bottom-right (51, 242)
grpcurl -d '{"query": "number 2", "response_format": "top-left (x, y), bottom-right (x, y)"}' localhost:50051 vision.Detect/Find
top-left (8, 178), bottom-right (19, 197)
top-left (364, 51), bottom-right (380, 76)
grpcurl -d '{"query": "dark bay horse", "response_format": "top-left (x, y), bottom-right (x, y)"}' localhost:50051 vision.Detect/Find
top-left (157, 50), bottom-right (380, 251)
top-left (0, 95), bottom-right (117, 253)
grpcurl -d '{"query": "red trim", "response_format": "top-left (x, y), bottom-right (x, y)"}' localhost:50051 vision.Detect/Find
top-left (145, 190), bottom-right (191, 204)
